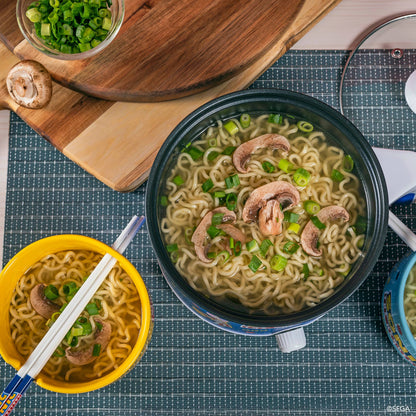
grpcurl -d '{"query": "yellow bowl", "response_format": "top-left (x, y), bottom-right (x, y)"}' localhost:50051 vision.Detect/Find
top-left (0, 234), bottom-right (152, 393)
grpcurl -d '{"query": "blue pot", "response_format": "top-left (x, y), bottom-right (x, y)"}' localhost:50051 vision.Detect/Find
top-left (382, 251), bottom-right (416, 366)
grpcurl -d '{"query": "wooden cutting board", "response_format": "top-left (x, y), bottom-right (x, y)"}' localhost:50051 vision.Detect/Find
top-left (0, 0), bottom-right (341, 192)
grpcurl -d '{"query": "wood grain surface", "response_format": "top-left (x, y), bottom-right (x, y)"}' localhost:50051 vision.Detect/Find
top-left (3, 0), bottom-right (304, 102)
top-left (0, 0), bottom-right (341, 192)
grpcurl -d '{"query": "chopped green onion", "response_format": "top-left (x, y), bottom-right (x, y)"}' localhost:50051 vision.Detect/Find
top-left (260, 239), bottom-right (273, 257)
top-left (184, 227), bottom-right (194, 245)
top-left (202, 178), bottom-right (214, 192)
top-left (207, 225), bottom-right (221, 239)
top-left (208, 151), bottom-right (220, 161)
top-left (41, 23), bottom-right (51, 37)
top-left (304, 200), bottom-right (321, 215)
top-left (173, 175), bottom-right (184, 186)
top-left (166, 243), bottom-right (178, 253)
top-left (271, 255), bottom-right (287, 272)
top-left (226, 192), bottom-right (237, 211)
top-left (248, 255), bottom-right (263, 272)
top-left (302, 264), bottom-right (310, 280)
top-left (63, 281), bottom-right (78, 297)
top-left (214, 191), bottom-right (226, 198)
top-left (310, 216), bottom-right (326, 230)
top-left (160, 195), bottom-right (168, 207)
top-left (71, 327), bottom-right (84, 337)
top-left (217, 250), bottom-right (231, 264)
top-left (92, 343), bottom-right (101, 356)
top-left (44, 284), bottom-right (59, 300)
top-left (233, 240), bottom-right (242, 256)
top-left (212, 212), bottom-right (225, 226)
top-left (102, 16), bottom-right (112, 30)
top-left (343, 155), bottom-right (354, 172)
top-left (340, 264), bottom-right (351, 277)
top-left (262, 161), bottom-right (275, 173)
top-left (207, 252), bottom-right (217, 259)
top-left (85, 302), bottom-right (100, 315)
top-left (278, 159), bottom-right (294, 173)
top-left (293, 168), bottom-right (311, 186)
top-left (170, 251), bottom-right (179, 263)
top-left (246, 239), bottom-right (260, 252)
top-left (186, 146), bottom-right (204, 161)
top-left (225, 174), bottom-right (240, 189)
top-left (331, 169), bottom-right (344, 182)
top-left (240, 114), bottom-right (251, 128)
top-left (224, 120), bottom-right (239, 136)
top-left (283, 241), bottom-right (299, 255)
top-left (297, 120), bottom-right (314, 133)
top-left (26, 8), bottom-right (42, 22)
top-left (96, 321), bottom-right (103, 331)
top-left (287, 223), bottom-right (300, 234)
top-left (53, 346), bottom-right (65, 357)
top-left (229, 237), bottom-right (235, 249)
top-left (283, 211), bottom-right (300, 223)
top-left (268, 114), bottom-right (282, 124)
top-left (222, 146), bottom-right (236, 156)
top-left (208, 137), bottom-right (217, 147)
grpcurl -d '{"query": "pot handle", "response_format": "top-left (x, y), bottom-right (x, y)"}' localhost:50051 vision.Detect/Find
top-left (275, 327), bottom-right (306, 353)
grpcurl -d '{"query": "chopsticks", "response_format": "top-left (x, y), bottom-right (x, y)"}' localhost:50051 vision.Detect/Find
top-left (0, 215), bottom-right (146, 415)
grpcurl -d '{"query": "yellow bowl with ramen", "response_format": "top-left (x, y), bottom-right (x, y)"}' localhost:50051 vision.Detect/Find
top-left (0, 234), bottom-right (152, 393)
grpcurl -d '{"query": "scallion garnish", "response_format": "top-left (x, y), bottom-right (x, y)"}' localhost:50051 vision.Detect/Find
top-left (302, 264), bottom-right (310, 280)
top-left (225, 174), bottom-right (240, 189)
top-left (283, 211), bottom-right (300, 223)
top-left (304, 201), bottom-right (321, 215)
top-left (202, 178), bottom-right (214, 192)
top-left (44, 284), bottom-right (59, 300)
top-left (246, 239), bottom-right (260, 252)
top-left (297, 121), bottom-right (314, 133)
top-left (63, 281), bottom-right (78, 297)
top-left (186, 146), bottom-right (204, 161)
top-left (278, 159), bottom-right (294, 173)
top-left (85, 303), bottom-right (100, 315)
top-left (212, 212), bottom-right (225, 226)
top-left (240, 114), bottom-right (251, 128)
top-left (283, 241), bottom-right (299, 255)
top-left (173, 175), bottom-right (184, 186)
top-left (160, 195), bottom-right (168, 207)
top-left (222, 146), bottom-right (237, 156)
top-left (287, 223), bottom-right (300, 234)
top-left (207, 151), bottom-right (220, 161)
top-left (225, 193), bottom-right (237, 211)
top-left (259, 239), bottom-right (273, 257)
top-left (92, 343), bottom-right (101, 357)
top-left (343, 155), bottom-right (354, 172)
top-left (262, 161), bottom-right (275, 173)
top-left (207, 225), bottom-right (221, 239)
top-left (310, 216), bottom-right (326, 230)
top-left (270, 255), bottom-right (287, 272)
top-left (223, 121), bottom-right (239, 136)
top-left (331, 169), bottom-right (344, 182)
top-left (166, 243), bottom-right (178, 253)
top-left (268, 114), bottom-right (282, 124)
top-left (293, 168), bottom-right (311, 187)
top-left (248, 255), bottom-right (263, 272)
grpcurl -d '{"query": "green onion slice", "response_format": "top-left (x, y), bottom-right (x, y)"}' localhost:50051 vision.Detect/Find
top-left (202, 178), bottom-right (214, 192)
top-left (166, 243), bottom-right (178, 253)
top-left (302, 264), bottom-right (310, 280)
top-left (160, 195), bottom-right (168, 207)
top-left (246, 239), bottom-right (260, 252)
top-left (186, 146), bottom-right (204, 161)
top-left (207, 225), bottom-right (221, 239)
top-left (297, 121), bottom-right (314, 133)
top-left (212, 212), bottom-right (225, 226)
top-left (85, 302), bottom-right (100, 315)
top-left (225, 174), bottom-right (240, 189)
top-left (310, 216), bottom-right (326, 230)
top-left (226, 193), bottom-right (237, 211)
top-left (248, 255), bottom-right (263, 272)
top-left (262, 161), bottom-right (275, 173)
top-left (304, 201), bottom-right (321, 215)
top-left (278, 159), bottom-right (294, 173)
top-left (240, 114), bottom-right (251, 128)
top-left (260, 239), bottom-right (273, 257)
top-left (224, 120), bottom-right (239, 136)
top-left (283, 211), bottom-right (300, 223)
top-left (44, 284), bottom-right (59, 300)
top-left (271, 255), bottom-right (287, 272)
top-left (343, 155), bottom-right (354, 172)
top-left (293, 168), bottom-right (311, 187)
top-left (173, 175), bottom-right (184, 186)
top-left (268, 114), bottom-right (282, 124)
top-left (331, 169), bottom-right (344, 182)
top-left (283, 241), bottom-right (299, 255)
top-left (207, 151), bottom-right (220, 161)
top-left (222, 146), bottom-right (236, 156)
top-left (92, 343), bottom-right (101, 357)
top-left (287, 223), bottom-right (300, 234)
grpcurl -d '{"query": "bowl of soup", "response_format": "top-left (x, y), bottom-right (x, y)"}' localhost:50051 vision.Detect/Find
top-left (0, 234), bottom-right (152, 393)
top-left (145, 89), bottom-right (388, 349)
top-left (382, 251), bottom-right (416, 366)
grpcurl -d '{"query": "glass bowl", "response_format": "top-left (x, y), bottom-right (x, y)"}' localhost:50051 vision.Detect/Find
top-left (16, 0), bottom-right (124, 60)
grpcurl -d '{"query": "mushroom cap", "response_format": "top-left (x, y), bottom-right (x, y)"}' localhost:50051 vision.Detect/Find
top-left (30, 283), bottom-right (60, 319)
top-left (6, 60), bottom-right (52, 109)
top-left (300, 205), bottom-right (350, 257)
top-left (242, 180), bottom-right (300, 223)
top-left (232, 134), bottom-right (290, 173)
top-left (258, 199), bottom-right (284, 236)
top-left (191, 207), bottom-right (241, 263)
top-left (65, 319), bottom-right (111, 366)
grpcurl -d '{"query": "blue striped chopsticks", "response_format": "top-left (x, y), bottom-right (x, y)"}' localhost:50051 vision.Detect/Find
top-left (0, 215), bottom-right (146, 415)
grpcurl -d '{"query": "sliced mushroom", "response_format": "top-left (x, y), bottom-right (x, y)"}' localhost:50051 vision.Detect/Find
top-left (233, 134), bottom-right (290, 173)
top-left (30, 284), bottom-right (60, 319)
top-left (6, 60), bottom-right (52, 109)
top-left (301, 205), bottom-right (350, 257)
top-left (191, 207), bottom-right (244, 263)
top-left (242, 181), bottom-right (300, 236)
top-left (65, 319), bottom-right (111, 366)
top-left (258, 199), bottom-right (285, 236)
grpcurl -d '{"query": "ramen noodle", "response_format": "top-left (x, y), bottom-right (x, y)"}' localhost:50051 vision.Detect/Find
top-left (9, 249), bottom-right (141, 382)
top-left (160, 114), bottom-right (366, 315)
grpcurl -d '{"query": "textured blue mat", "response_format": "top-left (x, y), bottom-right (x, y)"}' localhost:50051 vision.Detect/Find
top-left (1, 50), bottom-right (416, 415)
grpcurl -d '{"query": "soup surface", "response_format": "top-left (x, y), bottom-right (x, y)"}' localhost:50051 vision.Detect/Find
top-left (9, 249), bottom-right (141, 382)
top-left (161, 113), bottom-right (366, 315)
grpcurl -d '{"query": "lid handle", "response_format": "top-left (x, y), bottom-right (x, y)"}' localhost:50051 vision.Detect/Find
top-left (275, 327), bottom-right (306, 353)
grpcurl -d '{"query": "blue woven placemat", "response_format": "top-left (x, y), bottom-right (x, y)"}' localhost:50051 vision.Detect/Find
top-left (1, 50), bottom-right (416, 416)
